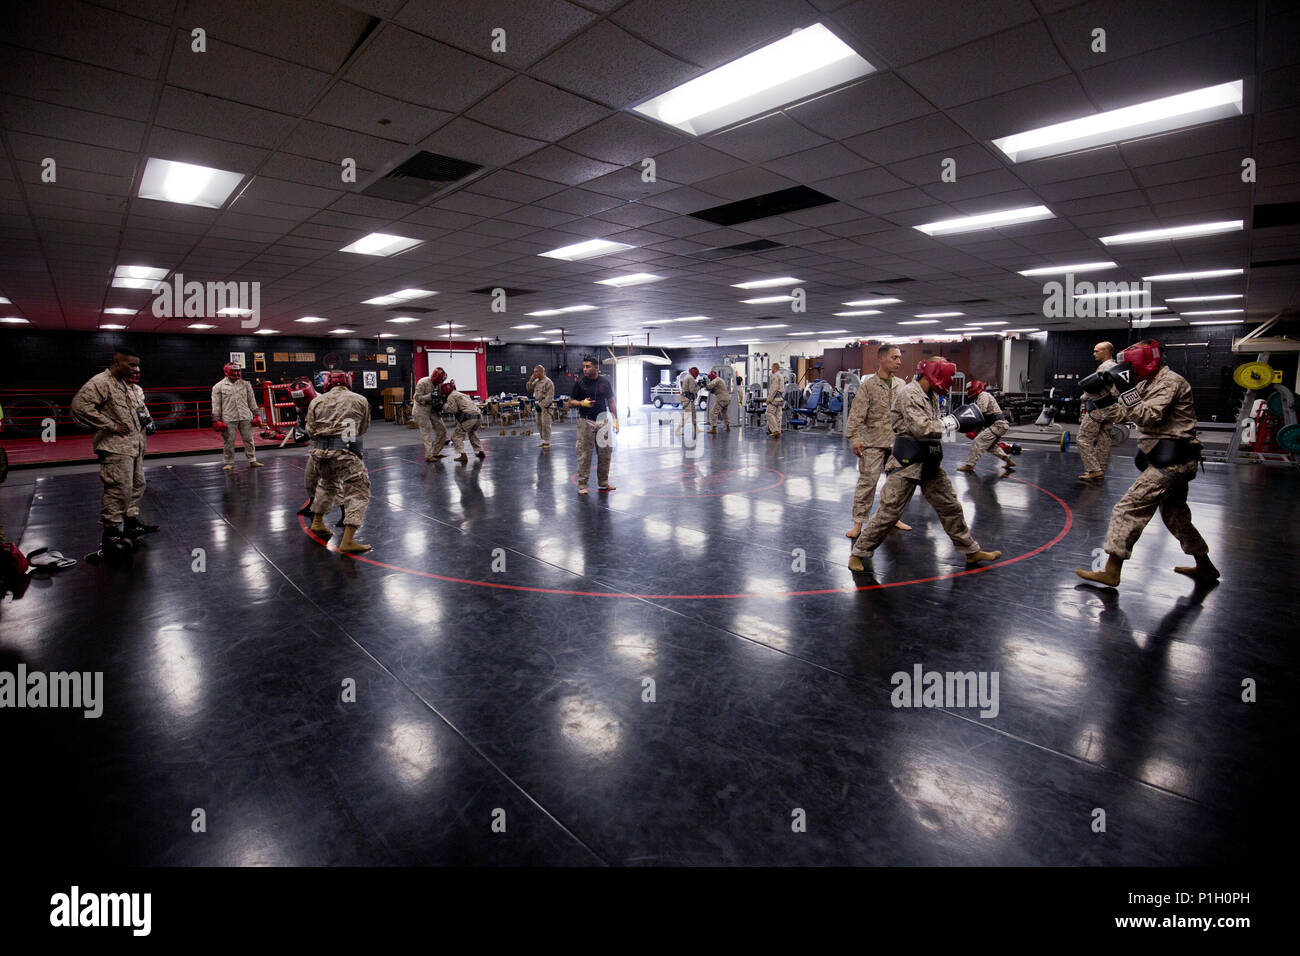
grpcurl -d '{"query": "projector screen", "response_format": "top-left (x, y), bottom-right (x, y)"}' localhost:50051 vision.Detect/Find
top-left (424, 349), bottom-right (479, 392)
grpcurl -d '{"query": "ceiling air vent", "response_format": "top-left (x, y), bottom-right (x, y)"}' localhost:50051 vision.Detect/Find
top-left (689, 186), bottom-right (836, 226)
top-left (360, 150), bottom-right (485, 204)
top-left (1253, 202), bottom-right (1300, 229)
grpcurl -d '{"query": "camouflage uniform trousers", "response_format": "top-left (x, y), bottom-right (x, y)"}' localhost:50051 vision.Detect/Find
top-left (766, 398), bottom-right (784, 434)
top-left (1103, 460), bottom-right (1207, 560)
top-left (851, 469), bottom-right (978, 559)
top-left (680, 394), bottom-right (698, 429)
top-left (964, 419), bottom-right (1011, 467)
top-left (221, 419), bottom-right (258, 465)
top-left (1077, 404), bottom-right (1123, 474)
top-left (535, 406), bottom-right (552, 442)
top-left (309, 449), bottom-right (370, 527)
top-left (851, 446), bottom-right (890, 524)
top-left (451, 416), bottom-right (483, 454)
top-left (575, 418), bottom-right (612, 488)
top-left (98, 447), bottom-right (146, 526)
top-left (709, 397), bottom-right (731, 428)
top-left (416, 413), bottom-right (448, 456)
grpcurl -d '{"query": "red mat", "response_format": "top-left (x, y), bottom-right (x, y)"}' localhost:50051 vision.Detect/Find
top-left (1, 428), bottom-right (287, 467)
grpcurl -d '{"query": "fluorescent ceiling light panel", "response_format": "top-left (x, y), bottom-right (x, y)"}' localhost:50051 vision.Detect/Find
top-left (330, 328), bottom-right (356, 334)
top-left (1181, 309), bottom-right (1244, 315)
top-left (0, 317), bottom-right (29, 324)
top-left (672, 316), bottom-right (710, 322)
top-left (1165, 294), bottom-right (1242, 302)
top-left (724, 326), bottom-right (755, 331)
top-left (732, 277), bottom-right (802, 289)
top-left (742, 295), bottom-right (793, 304)
top-left (0, 297), bottom-right (10, 305)
top-left (1143, 318), bottom-right (1184, 324)
top-left (138, 157), bottom-right (243, 208)
top-left (1017, 261), bottom-right (1116, 276)
top-left (915, 205), bottom-right (1053, 236)
top-left (363, 289), bottom-right (437, 305)
top-left (188, 323), bottom-right (215, 329)
top-left (115, 265), bottom-right (168, 280)
top-left (632, 23), bottom-right (875, 136)
top-left (787, 331), bottom-right (815, 336)
top-left (526, 305), bottom-right (597, 316)
top-left (297, 317), bottom-right (328, 323)
top-left (513, 324), bottom-right (540, 329)
top-left (386, 317), bottom-right (419, 324)
top-left (1073, 290), bottom-right (1150, 300)
top-left (978, 321), bottom-right (1008, 326)
top-left (254, 329), bottom-right (278, 335)
top-left (530, 337), bottom-right (547, 341)
top-left (596, 273), bottom-right (663, 286)
top-left (1188, 320), bottom-right (1244, 325)
top-left (340, 233), bottom-right (422, 256)
top-left (1099, 220), bottom-right (1243, 245)
top-left (378, 333), bottom-right (398, 338)
top-left (992, 80), bottom-right (1244, 163)
top-left (103, 308), bottom-right (137, 315)
top-left (899, 320), bottom-right (939, 325)
top-left (1143, 268), bottom-right (1244, 281)
top-left (539, 239), bottom-right (634, 260)
top-left (1105, 306), bottom-right (1167, 315)
top-left (834, 310), bottom-right (882, 317)
top-left (843, 297), bottom-right (901, 306)
top-left (541, 329), bottom-right (563, 335)
top-left (914, 312), bottom-right (962, 318)
top-left (216, 307), bottom-right (253, 317)
top-left (99, 324), bottom-right (126, 330)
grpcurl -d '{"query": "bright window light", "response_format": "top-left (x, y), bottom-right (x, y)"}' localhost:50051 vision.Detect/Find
top-left (732, 277), bottom-right (802, 289)
top-left (340, 233), bottom-right (423, 256)
top-left (742, 295), bottom-right (793, 304)
top-left (1143, 268), bottom-right (1244, 281)
top-left (1165, 294), bottom-right (1242, 302)
top-left (915, 205), bottom-right (1053, 236)
top-left (992, 80), bottom-right (1243, 163)
top-left (834, 310), bottom-right (882, 317)
top-left (915, 312), bottom-right (963, 318)
top-left (103, 308), bottom-right (137, 315)
top-left (139, 157), bottom-right (243, 208)
top-left (297, 317), bottom-right (328, 323)
top-left (1181, 308), bottom-right (1244, 315)
top-left (1100, 220), bottom-right (1243, 245)
top-left (1017, 261), bottom-right (1116, 276)
top-left (632, 23), bottom-right (875, 136)
top-left (387, 317), bottom-right (419, 324)
top-left (539, 239), bottom-right (634, 260)
top-left (899, 320), bottom-right (940, 325)
top-left (595, 273), bottom-right (663, 286)
top-left (843, 297), bottom-right (901, 306)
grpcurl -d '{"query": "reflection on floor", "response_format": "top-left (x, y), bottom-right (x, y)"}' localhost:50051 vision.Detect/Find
top-left (2, 422), bottom-right (1293, 865)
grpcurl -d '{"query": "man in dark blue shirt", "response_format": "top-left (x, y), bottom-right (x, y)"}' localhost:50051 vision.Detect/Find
top-left (567, 355), bottom-right (619, 494)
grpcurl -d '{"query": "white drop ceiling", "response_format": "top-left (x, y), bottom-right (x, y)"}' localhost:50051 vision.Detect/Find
top-left (1, 0), bottom-right (1297, 346)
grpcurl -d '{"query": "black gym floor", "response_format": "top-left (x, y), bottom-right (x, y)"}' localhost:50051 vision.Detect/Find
top-left (1, 420), bottom-right (1293, 865)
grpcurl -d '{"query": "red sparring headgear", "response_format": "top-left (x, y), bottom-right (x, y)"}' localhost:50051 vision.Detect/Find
top-left (689, 366), bottom-right (699, 377)
top-left (224, 363), bottom-right (242, 380)
top-left (916, 359), bottom-right (956, 391)
top-left (289, 378), bottom-right (317, 406)
top-left (429, 367), bottom-right (447, 385)
top-left (966, 380), bottom-right (986, 397)
top-left (708, 371), bottom-right (717, 381)
top-left (440, 380), bottom-right (456, 397)
top-left (325, 370), bottom-right (353, 391)
top-left (1119, 340), bottom-right (1162, 381)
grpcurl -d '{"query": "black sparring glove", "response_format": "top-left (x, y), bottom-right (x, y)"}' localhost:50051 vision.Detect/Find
top-left (1103, 362), bottom-right (1140, 407)
top-left (953, 403), bottom-right (987, 432)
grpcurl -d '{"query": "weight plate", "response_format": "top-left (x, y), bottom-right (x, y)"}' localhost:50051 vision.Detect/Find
top-left (1233, 361), bottom-right (1275, 390)
top-left (1278, 423), bottom-right (1300, 453)
top-left (1060, 430), bottom-right (1070, 451)
top-left (1267, 392), bottom-right (1285, 417)
top-left (1109, 423), bottom-right (1130, 444)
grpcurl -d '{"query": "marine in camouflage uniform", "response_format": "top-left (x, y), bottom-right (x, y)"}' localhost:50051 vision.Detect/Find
top-left (443, 388), bottom-right (484, 460)
top-left (844, 366), bottom-right (908, 538)
top-left (526, 367), bottom-right (554, 446)
top-left (680, 370), bottom-right (701, 431)
top-left (958, 388), bottom-right (1015, 471)
top-left (211, 372), bottom-right (262, 468)
top-left (849, 373), bottom-right (1001, 571)
top-left (705, 374), bottom-right (731, 432)
top-left (70, 351), bottom-right (158, 543)
top-left (413, 374), bottom-right (449, 460)
top-left (1077, 343), bottom-right (1122, 479)
top-left (766, 365), bottom-right (786, 437)
top-left (1076, 359), bottom-right (1217, 586)
top-left (306, 376), bottom-right (372, 553)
